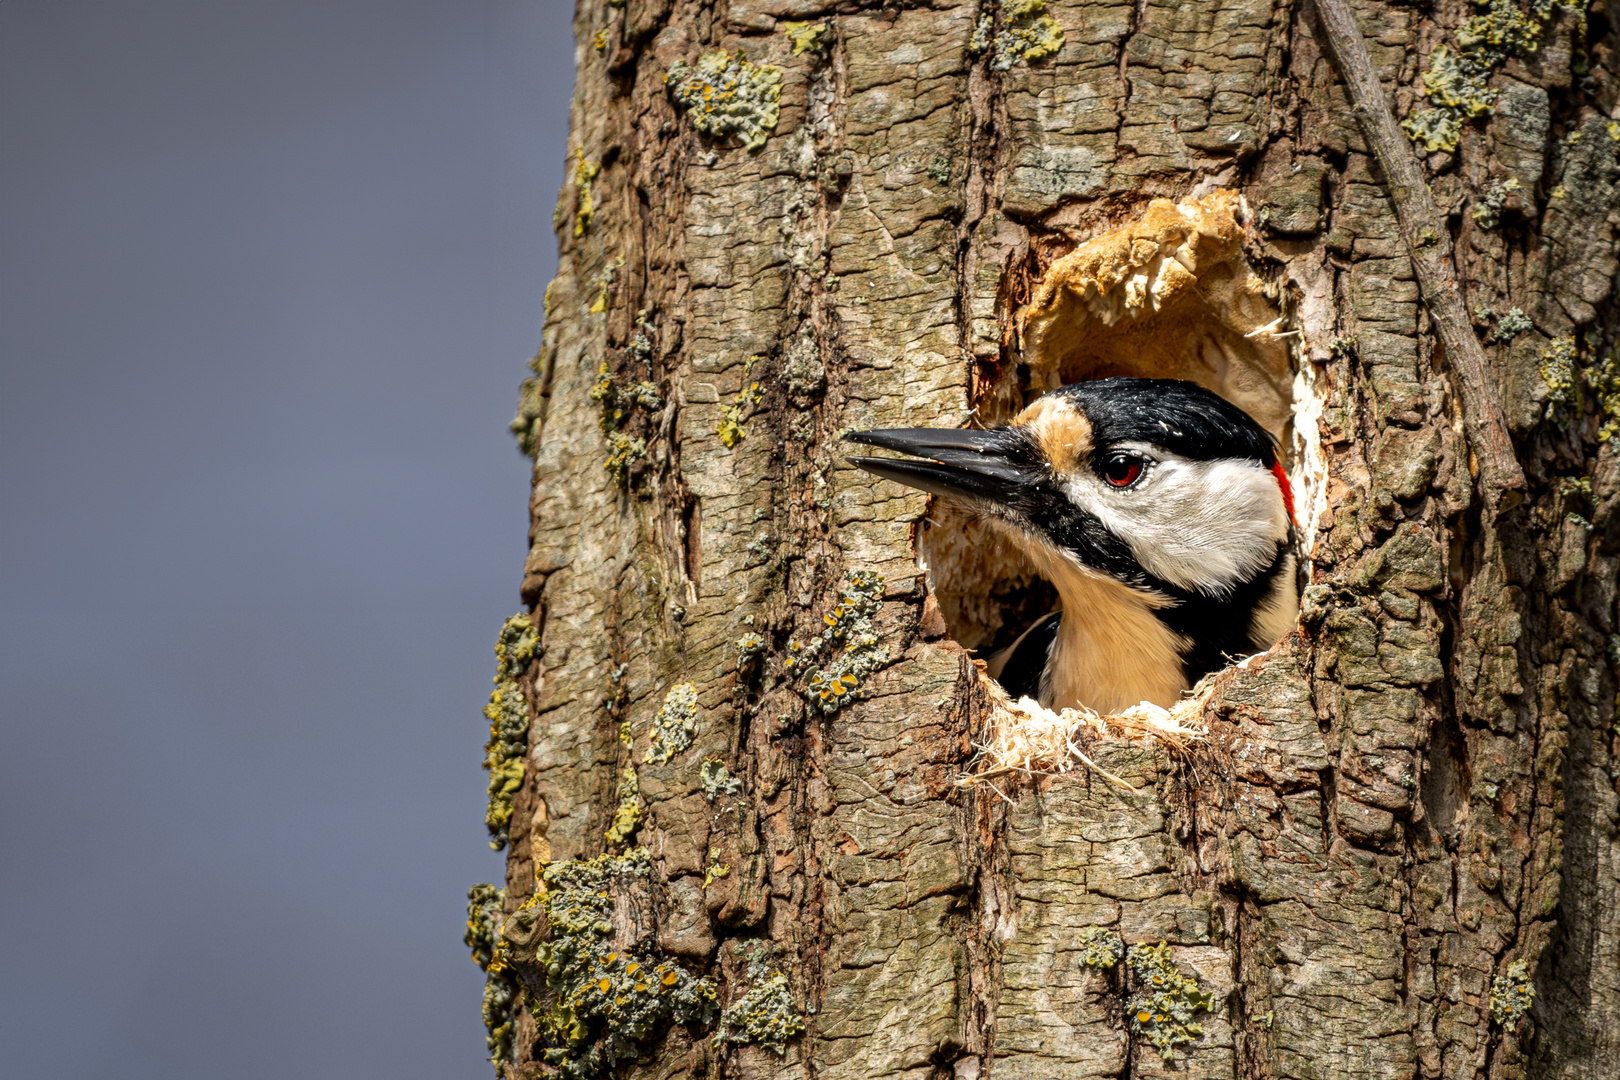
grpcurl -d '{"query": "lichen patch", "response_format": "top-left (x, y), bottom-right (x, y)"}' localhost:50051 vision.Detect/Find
top-left (646, 683), bottom-right (700, 765)
top-left (484, 615), bottom-right (536, 851)
top-left (509, 852), bottom-right (720, 1079)
top-left (666, 51), bottom-right (782, 153)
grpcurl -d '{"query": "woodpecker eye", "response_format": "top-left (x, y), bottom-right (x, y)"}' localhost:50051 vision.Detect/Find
top-left (1100, 453), bottom-right (1146, 488)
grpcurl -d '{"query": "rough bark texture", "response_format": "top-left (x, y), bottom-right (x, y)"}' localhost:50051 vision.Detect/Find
top-left (477, 1), bottom-right (1620, 1078)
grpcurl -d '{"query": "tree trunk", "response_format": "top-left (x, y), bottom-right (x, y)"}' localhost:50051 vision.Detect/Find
top-left (469, 1), bottom-right (1620, 1078)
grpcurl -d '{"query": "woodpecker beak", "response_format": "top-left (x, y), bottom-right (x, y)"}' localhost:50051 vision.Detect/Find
top-left (844, 427), bottom-right (1043, 505)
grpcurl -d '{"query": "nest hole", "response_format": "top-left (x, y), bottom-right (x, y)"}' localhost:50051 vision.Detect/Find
top-left (920, 190), bottom-right (1328, 664)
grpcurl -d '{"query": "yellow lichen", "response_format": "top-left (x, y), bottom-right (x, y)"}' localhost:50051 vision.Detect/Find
top-left (588, 341), bottom-right (660, 490)
top-left (1542, 336), bottom-right (1577, 415)
top-left (483, 616), bottom-right (536, 850)
top-left (717, 381), bottom-right (763, 448)
top-left (588, 255), bottom-right (622, 315)
top-left (603, 767), bottom-right (640, 845)
top-left (988, 0), bottom-right (1065, 70)
top-left (573, 154), bottom-right (601, 238)
top-left (782, 20), bottom-right (831, 56)
top-left (465, 883), bottom-right (521, 1072)
top-left (1585, 347), bottom-right (1620, 443)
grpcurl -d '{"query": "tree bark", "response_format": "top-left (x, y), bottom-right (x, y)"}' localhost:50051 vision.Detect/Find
top-left (473, 1), bottom-right (1620, 1078)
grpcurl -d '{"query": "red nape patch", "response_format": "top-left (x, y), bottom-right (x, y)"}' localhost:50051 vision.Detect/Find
top-left (1270, 459), bottom-right (1297, 526)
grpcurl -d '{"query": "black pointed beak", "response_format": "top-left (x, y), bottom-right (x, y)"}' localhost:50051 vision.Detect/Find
top-left (844, 427), bottom-right (1042, 504)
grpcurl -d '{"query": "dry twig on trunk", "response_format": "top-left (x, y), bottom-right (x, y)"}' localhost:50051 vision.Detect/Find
top-left (1308, 0), bottom-right (1527, 511)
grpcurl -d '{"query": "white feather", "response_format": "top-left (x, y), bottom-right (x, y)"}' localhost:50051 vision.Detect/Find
top-left (1060, 442), bottom-right (1289, 596)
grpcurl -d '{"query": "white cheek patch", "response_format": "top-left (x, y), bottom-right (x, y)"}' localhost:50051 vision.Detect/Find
top-left (1061, 445), bottom-right (1290, 596)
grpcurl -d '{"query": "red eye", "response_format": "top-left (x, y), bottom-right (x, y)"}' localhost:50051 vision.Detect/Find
top-left (1101, 454), bottom-right (1145, 487)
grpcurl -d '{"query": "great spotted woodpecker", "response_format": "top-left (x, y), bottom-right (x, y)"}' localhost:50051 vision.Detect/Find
top-left (847, 377), bottom-right (1298, 715)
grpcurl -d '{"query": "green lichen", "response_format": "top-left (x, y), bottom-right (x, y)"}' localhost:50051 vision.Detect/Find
top-left (782, 20), bottom-right (830, 56)
top-left (701, 757), bottom-right (743, 801)
top-left (927, 154), bottom-right (952, 184)
top-left (573, 155), bottom-right (601, 238)
top-left (484, 615), bottom-right (536, 851)
top-left (604, 767), bottom-right (641, 846)
top-left (1541, 337), bottom-right (1577, 419)
top-left (466, 883), bottom-right (522, 1071)
top-left (1403, 107), bottom-right (1464, 154)
top-left (713, 943), bottom-right (806, 1056)
top-left (1473, 177), bottom-right (1522, 229)
top-left (1492, 306), bottom-right (1535, 342)
top-left (1490, 958), bottom-right (1535, 1026)
top-left (1125, 942), bottom-right (1215, 1062)
top-left (989, 0), bottom-right (1065, 70)
top-left (1404, 0), bottom-right (1573, 154)
top-left (666, 51), bottom-right (782, 152)
top-left (717, 381), bottom-right (763, 448)
top-left (1077, 926), bottom-right (1125, 969)
top-left (646, 683), bottom-right (700, 765)
top-left (531, 852), bottom-right (720, 1079)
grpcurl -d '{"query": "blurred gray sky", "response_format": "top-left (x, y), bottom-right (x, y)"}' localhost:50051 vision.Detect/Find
top-left (0, 2), bottom-right (576, 1075)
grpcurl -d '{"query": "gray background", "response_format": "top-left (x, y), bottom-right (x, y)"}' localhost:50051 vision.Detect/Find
top-left (1, 2), bottom-right (576, 1075)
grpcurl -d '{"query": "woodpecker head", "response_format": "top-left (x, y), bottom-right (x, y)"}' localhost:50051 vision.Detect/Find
top-left (846, 377), bottom-right (1299, 712)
